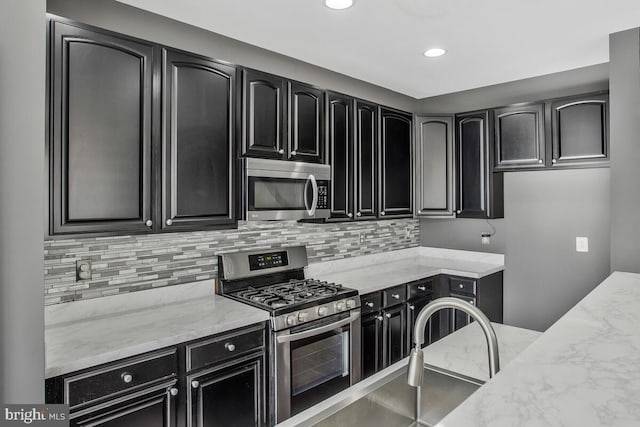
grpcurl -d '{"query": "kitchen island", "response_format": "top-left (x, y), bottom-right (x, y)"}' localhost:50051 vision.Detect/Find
top-left (439, 271), bottom-right (640, 426)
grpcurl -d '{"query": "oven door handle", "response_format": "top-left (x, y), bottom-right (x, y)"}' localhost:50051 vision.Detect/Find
top-left (276, 311), bottom-right (360, 344)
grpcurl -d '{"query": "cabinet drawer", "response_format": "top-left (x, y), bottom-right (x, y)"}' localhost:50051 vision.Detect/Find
top-left (383, 285), bottom-right (407, 307)
top-left (64, 348), bottom-right (177, 409)
top-left (187, 325), bottom-right (264, 372)
top-left (407, 279), bottom-right (434, 300)
top-left (361, 293), bottom-right (382, 315)
top-left (448, 277), bottom-right (476, 295)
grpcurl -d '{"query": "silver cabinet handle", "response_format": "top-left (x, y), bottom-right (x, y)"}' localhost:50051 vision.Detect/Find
top-left (418, 286), bottom-right (426, 291)
top-left (459, 284), bottom-right (464, 289)
top-left (365, 302), bottom-right (374, 308)
top-left (380, 212), bottom-right (386, 216)
top-left (347, 213), bottom-right (353, 218)
top-left (191, 380), bottom-right (200, 389)
top-left (145, 220), bottom-right (152, 227)
top-left (376, 316), bottom-right (383, 322)
top-left (356, 212), bottom-right (362, 217)
top-left (166, 219), bottom-right (173, 226)
top-left (392, 294), bottom-right (400, 299)
top-left (408, 305), bottom-right (415, 311)
top-left (121, 373), bottom-right (133, 384)
top-left (538, 159), bottom-right (543, 164)
top-left (385, 313), bottom-right (392, 318)
top-left (418, 210), bottom-right (422, 214)
top-left (456, 210), bottom-right (461, 214)
top-left (291, 150), bottom-right (297, 155)
top-left (169, 388), bottom-right (178, 396)
top-left (552, 159), bottom-right (557, 163)
top-left (278, 149), bottom-right (284, 154)
top-left (225, 343), bottom-right (236, 352)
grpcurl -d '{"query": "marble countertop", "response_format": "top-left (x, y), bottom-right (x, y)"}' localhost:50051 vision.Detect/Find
top-left (306, 247), bottom-right (504, 295)
top-left (278, 322), bottom-right (541, 427)
top-left (45, 281), bottom-right (269, 378)
top-left (439, 271), bottom-right (640, 427)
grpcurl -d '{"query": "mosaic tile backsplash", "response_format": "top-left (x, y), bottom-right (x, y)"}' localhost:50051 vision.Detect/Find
top-left (44, 219), bottom-right (419, 305)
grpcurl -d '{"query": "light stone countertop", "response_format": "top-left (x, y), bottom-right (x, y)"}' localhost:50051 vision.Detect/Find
top-left (45, 280), bottom-right (269, 378)
top-left (306, 247), bottom-right (504, 295)
top-left (439, 271), bottom-right (640, 427)
top-left (277, 322), bottom-right (541, 427)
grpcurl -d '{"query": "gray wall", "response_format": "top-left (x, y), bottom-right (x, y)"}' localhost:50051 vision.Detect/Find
top-left (415, 63), bottom-right (609, 113)
top-left (419, 69), bottom-right (612, 331)
top-left (47, 0), bottom-right (416, 112)
top-left (503, 169), bottom-right (611, 331)
top-left (609, 29), bottom-right (640, 273)
top-left (0, 0), bottom-right (46, 403)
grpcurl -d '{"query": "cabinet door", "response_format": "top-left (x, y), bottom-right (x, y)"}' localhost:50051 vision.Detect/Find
top-left (455, 111), bottom-right (504, 219)
top-left (354, 101), bottom-right (378, 220)
top-left (407, 297), bottom-right (440, 348)
top-left (449, 293), bottom-right (476, 331)
top-left (188, 356), bottom-right (264, 427)
top-left (288, 82), bottom-right (324, 163)
top-left (415, 115), bottom-right (454, 217)
top-left (242, 69), bottom-right (286, 159)
top-left (49, 20), bottom-right (154, 235)
top-left (72, 383), bottom-right (177, 427)
top-left (379, 108), bottom-right (413, 218)
top-left (162, 49), bottom-right (236, 231)
top-left (494, 104), bottom-right (545, 170)
top-left (551, 94), bottom-right (609, 167)
top-left (361, 312), bottom-right (383, 379)
top-left (382, 304), bottom-right (407, 368)
top-left (327, 92), bottom-right (354, 220)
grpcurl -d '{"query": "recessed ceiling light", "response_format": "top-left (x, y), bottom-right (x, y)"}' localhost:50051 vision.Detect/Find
top-left (423, 48), bottom-right (447, 58)
top-left (325, 0), bottom-right (354, 10)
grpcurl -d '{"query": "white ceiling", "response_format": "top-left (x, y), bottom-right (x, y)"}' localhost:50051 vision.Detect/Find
top-left (116, 0), bottom-right (640, 99)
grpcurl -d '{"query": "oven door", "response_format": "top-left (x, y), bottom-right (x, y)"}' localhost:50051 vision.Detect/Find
top-left (274, 311), bottom-right (361, 423)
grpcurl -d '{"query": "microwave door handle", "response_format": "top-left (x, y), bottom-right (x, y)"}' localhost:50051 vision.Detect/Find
top-left (276, 311), bottom-right (360, 343)
top-left (307, 174), bottom-right (318, 216)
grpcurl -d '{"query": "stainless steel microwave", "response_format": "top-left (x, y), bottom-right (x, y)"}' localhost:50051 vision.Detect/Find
top-left (244, 158), bottom-right (331, 221)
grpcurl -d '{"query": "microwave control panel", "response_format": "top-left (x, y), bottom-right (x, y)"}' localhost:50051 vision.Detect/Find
top-left (249, 251), bottom-right (289, 271)
top-left (317, 183), bottom-right (329, 209)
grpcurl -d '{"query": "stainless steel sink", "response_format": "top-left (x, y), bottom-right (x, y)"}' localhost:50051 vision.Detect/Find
top-left (309, 364), bottom-right (483, 427)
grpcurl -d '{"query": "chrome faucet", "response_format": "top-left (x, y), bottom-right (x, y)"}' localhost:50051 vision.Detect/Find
top-left (407, 297), bottom-right (500, 387)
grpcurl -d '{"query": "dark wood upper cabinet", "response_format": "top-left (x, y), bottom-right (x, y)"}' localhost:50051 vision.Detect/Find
top-left (551, 93), bottom-right (609, 167)
top-left (161, 49), bottom-right (236, 231)
top-left (493, 103), bottom-right (545, 170)
top-left (288, 82), bottom-right (324, 163)
top-left (241, 68), bottom-right (286, 159)
top-left (326, 92), bottom-right (354, 220)
top-left (414, 115), bottom-right (454, 217)
top-left (379, 108), bottom-right (413, 218)
top-left (49, 20), bottom-right (154, 235)
top-left (455, 110), bottom-right (504, 219)
top-left (354, 100), bottom-right (378, 220)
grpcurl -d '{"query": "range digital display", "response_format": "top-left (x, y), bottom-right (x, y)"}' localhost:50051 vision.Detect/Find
top-left (249, 251), bottom-right (289, 271)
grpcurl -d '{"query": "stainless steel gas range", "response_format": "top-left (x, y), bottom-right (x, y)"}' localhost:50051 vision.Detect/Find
top-left (217, 246), bottom-right (361, 425)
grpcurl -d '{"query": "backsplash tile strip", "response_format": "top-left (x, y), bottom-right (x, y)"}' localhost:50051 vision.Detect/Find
top-left (44, 219), bottom-right (419, 305)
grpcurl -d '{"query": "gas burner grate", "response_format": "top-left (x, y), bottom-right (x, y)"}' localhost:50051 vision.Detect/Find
top-left (232, 279), bottom-right (345, 309)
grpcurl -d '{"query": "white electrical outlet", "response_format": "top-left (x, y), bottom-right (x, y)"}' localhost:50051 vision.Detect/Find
top-left (576, 237), bottom-right (589, 253)
top-left (405, 227), bottom-right (411, 239)
top-left (481, 233), bottom-right (491, 245)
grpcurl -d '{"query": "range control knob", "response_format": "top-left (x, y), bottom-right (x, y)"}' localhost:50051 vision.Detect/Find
top-left (298, 312), bottom-right (309, 322)
top-left (346, 299), bottom-right (356, 309)
top-left (286, 315), bottom-right (297, 326)
top-left (317, 306), bottom-right (329, 317)
top-left (336, 301), bottom-right (346, 311)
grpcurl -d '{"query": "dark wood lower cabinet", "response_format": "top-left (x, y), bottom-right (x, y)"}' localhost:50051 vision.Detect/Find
top-left (71, 382), bottom-right (177, 427)
top-left (361, 312), bottom-right (383, 379)
top-left (382, 304), bottom-right (407, 367)
top-left (188, 355), bottom-right (264, 427)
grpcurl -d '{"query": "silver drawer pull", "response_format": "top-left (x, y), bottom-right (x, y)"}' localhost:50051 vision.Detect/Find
top-left (418, 286), bottom-right (426, 291)
top-left (278, 149), bottom-right (284, 154)
top-left (392, 294), bottom-right (400, 299)
top-left (458, 284), bottom-right (464, 289)
top-left (191, 380), bottom-right (200, 389)
top-left (121, 373), bottom-right (133, 384)
top-left (365, 302), bottom-right (374, 308)
top-left (376, 316), bottom-right (383, 322)
top-left (408, 305), bottom-right (415, 311)
top-left (225, 343), bottom-right (236, 352)
top-left (169, 388), bottom-right (178, 396)
top-left (385, 313), bottom-right (392, 318)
